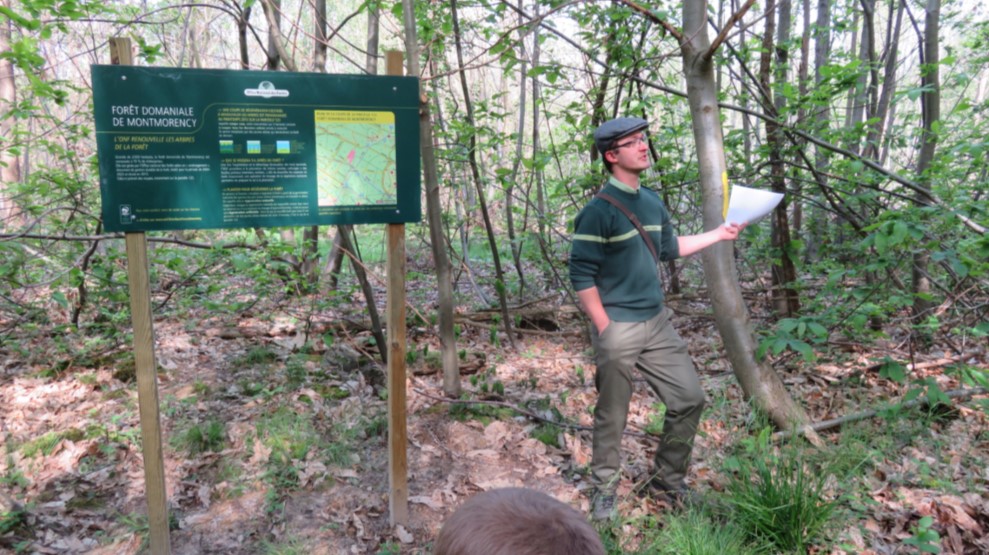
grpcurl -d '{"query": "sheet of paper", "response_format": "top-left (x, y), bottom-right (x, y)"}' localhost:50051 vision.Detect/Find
top-left (725, 185), bottom-right (784, 225)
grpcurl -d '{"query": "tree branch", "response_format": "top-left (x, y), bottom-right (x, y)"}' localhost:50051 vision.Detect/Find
top-left (774, 387), bottom-right (988, 441)
top-left (705, 0), bottom-right (758, 59)
top-left (615, 0), bottom-right (684, 42)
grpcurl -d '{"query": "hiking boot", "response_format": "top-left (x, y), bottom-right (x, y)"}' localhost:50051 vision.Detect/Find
top-left (648, 479), bottom-right (701, 511)
top-left (590, 490), bottom-right (617, 522)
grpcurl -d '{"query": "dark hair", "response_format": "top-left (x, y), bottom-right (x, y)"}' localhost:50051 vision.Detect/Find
top-left (602, 149), bottom-right (615, 174)
top-left (434, 488), bottom-right (605, 555)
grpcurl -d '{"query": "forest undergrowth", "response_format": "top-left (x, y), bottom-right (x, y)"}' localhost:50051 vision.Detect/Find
top-left (1, 254), bottom-right (987, 555)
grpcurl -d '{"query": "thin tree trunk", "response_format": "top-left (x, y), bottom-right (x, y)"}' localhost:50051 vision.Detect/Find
top-left (402, 0), bottom-right (460, 396)
top-left (313, 0), bottom-right (327, 71)
top-left (0, 3), bottom-right (22, 230)
top-left (262, 0), bottom-right (283, 71)
top-left (505, 0), bottom-right (529, 296)
top-left (339, 228), bottom-right (386, 362)
top-left (760, 0), bottom-right (800, 316)
top-left (531, 6), bottom-right (549, 287)
top-left (589, 39), bottom-right (616, 164)
top-left (794, 0), bottom-right (810, 236)
top-left (237, 3), bottom-right (252, 69)
top-left (450, 0), bottom-right (515, 348)
top-left (868, 0), bottom-right (904, 163)
top-left (805, 0), bottom-right (831, 262)
top-left (681, 0), bottom-right (821, 443)
top-left (912, 0), bottom-right (939, 341)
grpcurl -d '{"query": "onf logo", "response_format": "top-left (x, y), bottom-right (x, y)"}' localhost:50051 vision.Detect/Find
top-left (244, 81), bottom-right (290, 98)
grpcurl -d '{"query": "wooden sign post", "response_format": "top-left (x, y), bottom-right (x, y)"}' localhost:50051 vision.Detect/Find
top-left (385, 50), bottom-right (409, 526)
top-left (109, 37), bottom-right (172, 555)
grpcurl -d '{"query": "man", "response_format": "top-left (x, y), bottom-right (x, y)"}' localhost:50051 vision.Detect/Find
top-left (569, 117), bottom-right (743, 521)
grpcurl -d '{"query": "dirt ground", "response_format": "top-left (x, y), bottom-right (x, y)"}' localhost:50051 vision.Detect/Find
top-left (2, 294), bottom-right (988, 553)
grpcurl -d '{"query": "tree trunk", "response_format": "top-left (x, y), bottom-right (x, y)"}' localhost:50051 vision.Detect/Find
top-left (505, 0), bottom-right (529, 296)
top-left (760, 0), bottom-right (800, 317)
top-left (681, 0), bottom-right (821, 442)
top-left (339, 227), bottom-right (386, 362)
top-left (864, 0), bottom-right (904, 163)
top-left (794, 0), bottom-right (810, 237)
top-left (911, 0), bottom-right (940, 341)
top-left (313, 0), bottom-right (327, 72)
top-left (805, 0), bottom-right (831, 263)
top-left (450, 0), bottom-right (515, 348)
top-left (237, 3), bottom-right (252, 69)
top-left (402, 0), bottom-right (461, 396)
top-left (263, 0), bottom-right (283, 71)
top-left (0, 3), bottom-right (22, 230)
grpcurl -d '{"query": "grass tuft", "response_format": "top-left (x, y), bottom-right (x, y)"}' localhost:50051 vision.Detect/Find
top-left (722, 444), bottom-right (838, 553)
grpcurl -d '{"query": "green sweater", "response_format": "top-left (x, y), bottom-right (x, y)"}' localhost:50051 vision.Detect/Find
top-left (569, 177), bottom-right (680, 322)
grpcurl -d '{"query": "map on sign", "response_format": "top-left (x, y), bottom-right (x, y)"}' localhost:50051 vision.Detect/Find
top-left (314, 110), bottom-right (398, 207)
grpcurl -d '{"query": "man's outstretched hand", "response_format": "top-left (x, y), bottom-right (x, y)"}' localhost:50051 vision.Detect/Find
top-left (720, 222), bottom-right (746, 241)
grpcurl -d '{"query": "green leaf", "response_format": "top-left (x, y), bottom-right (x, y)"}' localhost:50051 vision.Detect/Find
top-left (755, 340), bottom-right (770, 360)
top-left (778, 318), bottom-right (798, 333)
top-left (878, 358), bottom-right (906, 383)
top-left (789, 340), bottom-right (815, 362)
top-left (771, 338), bottom-right (788, 355)
top-left (807, 322), bottom-right (828, 339)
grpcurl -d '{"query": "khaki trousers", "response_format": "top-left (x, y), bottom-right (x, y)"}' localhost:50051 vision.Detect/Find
top-left (589, 308), bottom-right (705, 492)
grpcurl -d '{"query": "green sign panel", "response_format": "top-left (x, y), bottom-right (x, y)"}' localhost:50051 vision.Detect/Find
top-left (92, 65), bottom-right (421, 232)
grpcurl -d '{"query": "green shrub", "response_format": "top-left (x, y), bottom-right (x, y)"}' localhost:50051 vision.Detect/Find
top-left (723, 445), bottom-right (838, 553)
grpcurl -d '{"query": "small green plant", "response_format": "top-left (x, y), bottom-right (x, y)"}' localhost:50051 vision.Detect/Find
top-left (260, 534), bottom-right (308, 555)
top-left (376, 541), bottom-right (402, 555)
top-left (20, 428), bottom-right (85, 458)
top-left (192, 380), bottom-right (210, 396)
top-left (238, 378), bottom-right (267, 397)
top-left (756, 316), bottom-right (828, 362)
top-left (177, 419), bottom-right (227, 455)
top-left (489, 315), bottom-right (501, 346)
top-left (361, 415), bottom-right (388, 438)
top-left (448, 399), bottom-right (516, 424)
top-left (470, 365), bottom-right (504, 396)
top-left (257, 409), bottom-right (321, 490)
top-left (2, 461), bottom-right (30, 490)
top-left (240, 346), bottom-right (279, 366)
top-left (530, 422), bottom-right (562, 448)
top-left (117, 510), bottom-right (179, 551)
top-left (643, 402), bottom-right (667, 437)
top-left (722, 443), bottom-right (837, 553)
top-left (636, 509), bottom-right (759, 554)
top-left (285, 359), bottom-right (307, 388)
top-left (902, 515), bottom-right (941, 553)
top-left (0, 506), bottom-right (28, 535)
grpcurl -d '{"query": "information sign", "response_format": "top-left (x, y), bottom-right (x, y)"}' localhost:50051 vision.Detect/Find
top-left (92, 66), bottom-right (421, 232)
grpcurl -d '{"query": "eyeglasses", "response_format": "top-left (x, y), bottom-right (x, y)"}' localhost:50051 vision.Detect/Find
top-left (612, 136), bottom-right (647, 149)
